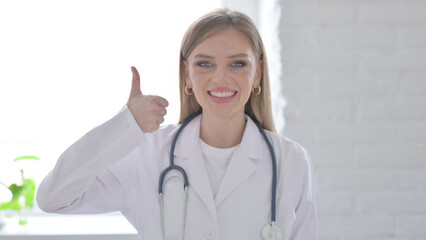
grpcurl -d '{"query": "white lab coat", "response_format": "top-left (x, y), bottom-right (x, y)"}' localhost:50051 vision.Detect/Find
top-left (36, 106), bottom-right (317, 240)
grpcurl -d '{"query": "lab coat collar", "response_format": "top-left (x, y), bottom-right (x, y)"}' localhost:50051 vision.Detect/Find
top-left (173, 114), bottom-right (266, 216)
top-left (173, 114), bottom-right (265, 160)
top-left (214, 116), bottom-right (265, 206)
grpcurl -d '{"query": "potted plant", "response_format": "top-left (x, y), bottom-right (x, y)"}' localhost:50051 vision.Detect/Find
top-left (0, 155), bottom-right (39, 225)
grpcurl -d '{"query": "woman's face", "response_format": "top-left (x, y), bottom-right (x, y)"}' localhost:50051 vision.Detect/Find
top-left (185, 29), bottom-right (261, 119)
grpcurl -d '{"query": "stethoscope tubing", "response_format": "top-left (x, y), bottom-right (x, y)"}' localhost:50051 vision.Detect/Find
top-left (158, 111), bottom-right (201, 194)
top-left (248, 115), bottom-right (278, 223)
top-left (158, 112), bottom-right (278, 226)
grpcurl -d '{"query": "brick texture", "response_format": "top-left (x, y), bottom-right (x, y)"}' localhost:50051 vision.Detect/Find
top-left (279, 0), bottom-right (426, 239)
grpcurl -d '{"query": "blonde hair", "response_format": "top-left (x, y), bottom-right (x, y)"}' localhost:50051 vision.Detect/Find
top-left (178, 8), bottom-right (276, 132)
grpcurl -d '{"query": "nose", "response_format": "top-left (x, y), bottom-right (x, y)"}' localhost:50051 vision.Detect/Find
top-left (211, 65), bottom-right (230, 85)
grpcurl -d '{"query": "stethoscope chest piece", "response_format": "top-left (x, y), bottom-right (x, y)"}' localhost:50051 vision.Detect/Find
top-left (261, 222), bottom-right (283, 240)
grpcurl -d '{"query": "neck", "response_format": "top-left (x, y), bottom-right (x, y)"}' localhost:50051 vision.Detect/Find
top-left (200, 111), bottom-right (246, 149)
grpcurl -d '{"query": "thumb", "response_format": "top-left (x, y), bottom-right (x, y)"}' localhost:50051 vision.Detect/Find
top-left (129, 66), bottom-right (142, 98)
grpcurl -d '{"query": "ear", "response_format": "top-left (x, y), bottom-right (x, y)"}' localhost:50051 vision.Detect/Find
top-left (183, 60), bottom-right (192, 87)
top-left (254, 60), bottom-right (263, 87)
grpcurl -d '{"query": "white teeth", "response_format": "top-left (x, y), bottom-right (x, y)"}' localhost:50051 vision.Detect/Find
top-left (210, 91), bottom-right (236, 98)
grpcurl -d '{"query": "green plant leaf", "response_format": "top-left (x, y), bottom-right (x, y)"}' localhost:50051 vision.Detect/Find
top-left (0, 201), bottom-right (22, 211)
top-left (0, 179), bottom-right (36, 211)
top-left (2, 184), bottom-right (24, 210)
top-left (9, 184), bottom-right (24, 202)
top-left (22, 178), bottom-right (36, 208)
top-left (13, 156), bottom-right (40, 161)
top-left (0, 156), bottom-right (39, 213)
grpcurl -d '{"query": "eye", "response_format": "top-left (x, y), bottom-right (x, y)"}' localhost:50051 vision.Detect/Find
top-left (231, 61), bottom-right (247, 68)
top-left (197, 61), bottom-right (213, 67)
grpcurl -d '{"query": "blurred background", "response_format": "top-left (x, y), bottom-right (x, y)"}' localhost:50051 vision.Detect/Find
top-left (278, 1), bottom-right (426, 239)
top-left (1, 0), bottom-right (425, 239)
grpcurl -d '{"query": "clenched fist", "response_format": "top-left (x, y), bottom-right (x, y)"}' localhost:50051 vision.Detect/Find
top-left (127, 66), bottom-right (169, 133)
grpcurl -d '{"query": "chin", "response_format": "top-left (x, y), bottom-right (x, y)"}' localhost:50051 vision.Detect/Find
top-left (204, 107), bottom-right (244, 120)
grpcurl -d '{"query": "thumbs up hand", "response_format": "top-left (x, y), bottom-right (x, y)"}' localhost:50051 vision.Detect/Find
top-left (127, 66), bottom-right (169, 133)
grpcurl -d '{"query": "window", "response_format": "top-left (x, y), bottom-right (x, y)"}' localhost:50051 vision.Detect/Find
top-left (0, 0), bottom-right (221, 209)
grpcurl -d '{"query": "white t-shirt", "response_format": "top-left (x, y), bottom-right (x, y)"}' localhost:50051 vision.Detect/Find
top-left (200, 139), bottom-right (239, 198)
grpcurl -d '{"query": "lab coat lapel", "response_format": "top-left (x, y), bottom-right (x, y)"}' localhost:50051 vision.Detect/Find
top-left (173, 115), bottom-right (217, 221)
top-left (214, 117), bottom-right (265, 206)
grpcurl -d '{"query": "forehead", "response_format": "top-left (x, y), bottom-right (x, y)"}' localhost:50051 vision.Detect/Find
top-left (190, 29), bottom-right (255, 58)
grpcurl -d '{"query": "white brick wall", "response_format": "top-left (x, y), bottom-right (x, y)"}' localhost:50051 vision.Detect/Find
top-left (279, 0), bottom-right (426, 239)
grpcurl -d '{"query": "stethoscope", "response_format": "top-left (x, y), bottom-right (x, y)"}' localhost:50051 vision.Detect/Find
top-left (159, 112), bottom-right (283, 240)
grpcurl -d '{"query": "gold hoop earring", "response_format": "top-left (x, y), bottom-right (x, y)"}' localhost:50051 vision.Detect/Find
top-left (252, 86), bottom-right (261, 95)
top-left (185, 85), bottom-right (193, 95)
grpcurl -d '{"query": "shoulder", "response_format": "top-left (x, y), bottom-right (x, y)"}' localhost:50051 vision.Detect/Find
top-left (139, 123), bottom-right (180, 150)
top-left (108, 123), bottom-right (181, 177)
top-left (265, 130), bottom-right (310, 161)
top-left (150, 123), bottom-right (180, 139)
top-left (264, 130), bottom-right (313, 180)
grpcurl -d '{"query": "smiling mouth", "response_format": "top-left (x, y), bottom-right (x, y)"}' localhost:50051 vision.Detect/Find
top-left (208, 91), bottom-right (237, 98)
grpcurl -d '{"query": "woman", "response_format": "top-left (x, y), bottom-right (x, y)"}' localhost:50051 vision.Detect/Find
top-left (37, 8), bottom-right (317, 240)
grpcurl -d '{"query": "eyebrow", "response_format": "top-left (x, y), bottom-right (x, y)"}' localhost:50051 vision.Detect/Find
top-left (227, 53), bottom-right (250, 58)
top-left (194, 54), bottom-right (214, 59)
top-left (193, 53), bottom-right (250, 59)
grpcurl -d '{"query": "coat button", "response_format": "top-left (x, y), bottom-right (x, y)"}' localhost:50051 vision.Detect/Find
top-left (205, 230), bottom-right (216, 240)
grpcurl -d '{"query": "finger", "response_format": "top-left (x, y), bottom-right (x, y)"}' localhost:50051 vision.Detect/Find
top-left (130, 66), bottom-right (142, 98)
top-left (157, 107), bottom-right (167, 116)
top-left (157, 116), bottom-right (165, 124)
top-left (154, 96), bottom-right (169, 108)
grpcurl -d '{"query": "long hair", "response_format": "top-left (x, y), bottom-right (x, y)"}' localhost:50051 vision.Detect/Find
top-left (178, 8), bottom-right (276, 132)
